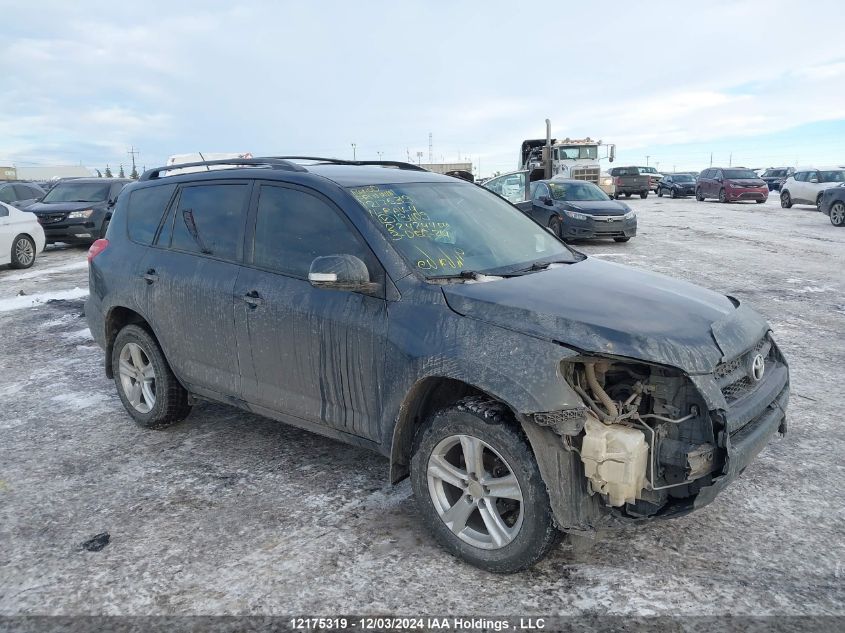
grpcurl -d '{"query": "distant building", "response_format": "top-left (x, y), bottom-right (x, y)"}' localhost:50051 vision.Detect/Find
top-left (1, 166), bottom-right (17, 181)
top-left (15, 165), bottom-right (95, 180)
top-left (420, 162), bottom-right (473, 175)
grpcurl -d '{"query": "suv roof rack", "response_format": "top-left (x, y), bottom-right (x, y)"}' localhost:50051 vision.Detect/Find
top-left (271, 156), bottom-right (428, 172)
top-left (140, 157), bottom-right (307, 181)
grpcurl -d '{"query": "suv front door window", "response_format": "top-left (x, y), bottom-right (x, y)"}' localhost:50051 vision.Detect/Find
top-left (235, 183), bottom-right (388, 437)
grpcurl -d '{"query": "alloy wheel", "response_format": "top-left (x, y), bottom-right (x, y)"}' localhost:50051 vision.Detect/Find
top-left (118, 342), bottom-right (156, 413)
top-left (427, 434), bottom-right (524, 550)
top-left (14, 238), bottom-right (34, 267)
top-left (831, 202), bottom-right (845, 226)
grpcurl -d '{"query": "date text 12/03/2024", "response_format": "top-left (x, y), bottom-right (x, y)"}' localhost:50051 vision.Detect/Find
top-left (290, 616), bottom-right (547, 631)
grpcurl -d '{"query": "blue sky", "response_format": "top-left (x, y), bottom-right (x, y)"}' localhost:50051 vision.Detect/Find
top-left (1, 0), bottom-right (844, 176)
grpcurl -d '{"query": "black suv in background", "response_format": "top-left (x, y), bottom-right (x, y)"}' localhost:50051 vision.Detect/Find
top-left (86, 157), bottom-right (788, 572)
top-left (27, 178), bottom-right (131, 244)
top-left (0, 181), bottom-right (45, 208)
top-left (760, 167), bottom-right (794, 191)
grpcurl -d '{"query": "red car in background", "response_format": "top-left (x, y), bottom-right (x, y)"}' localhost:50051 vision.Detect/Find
top-left (696, 168), bottom-right (768, 203)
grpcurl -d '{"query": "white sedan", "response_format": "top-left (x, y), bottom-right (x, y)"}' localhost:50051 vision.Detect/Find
top-left (0, 202), bottom-right (46, 269)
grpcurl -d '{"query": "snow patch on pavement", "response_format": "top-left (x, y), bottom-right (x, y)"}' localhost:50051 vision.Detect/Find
top-left (0, 287), bottom-right (88, 312)
top-left (61, 328), bottom-right (93, 342)
top-left (50, 392), bottom-right (108, 410)
top-left (2, 261), bottom-right (88, 282)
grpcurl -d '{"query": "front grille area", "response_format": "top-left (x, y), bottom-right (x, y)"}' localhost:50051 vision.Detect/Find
top-left (716, 337), bottom-right (774, 402)
top-left (572, 167), bottom-right (600, 184)
top-left (38, 213), bottom-right (67, 225)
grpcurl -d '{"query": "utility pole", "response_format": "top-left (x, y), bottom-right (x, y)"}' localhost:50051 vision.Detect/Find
top-left (128, 145), bottom-right (139, 179)
top-left (351, 143), bottom-right (357, 160)
top-left (729, 152), bottom-right (732, 167)
top-left (645, 155), bottom-right (650, 167)
top-left (416, 151), bottom-right (423, 166)
top-left (710, 152), bottom-right (713, 167)
top-left (428, 132), bottom-right (433, 164)
top-left (377, 151), bottom-right (383, 160)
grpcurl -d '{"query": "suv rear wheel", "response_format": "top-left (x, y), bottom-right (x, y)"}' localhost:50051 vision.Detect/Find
top-left (830, 202), bottom-right (845, 227)
top-left (719, 188), bottom-right (728, 203)
top-left (781, 191), bottom-right (792, 208)
top-left (640, 191), bottom-right (648, 199)
top-left (696, 189), bottom-right (704, 201)
top-left (112, 324), bottom-right (191, 428)
top-left (816, 193), bottom-right (824, 212)
top-left (410, 396), bottom-right (558, 573)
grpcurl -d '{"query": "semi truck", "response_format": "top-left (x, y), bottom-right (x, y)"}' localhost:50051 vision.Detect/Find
top-left (520, 120), bottom-right (616, 194)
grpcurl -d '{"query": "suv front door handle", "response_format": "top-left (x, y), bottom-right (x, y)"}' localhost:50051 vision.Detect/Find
top-left (143, 269), bottom-right (159, 284)
top-left (242, 290), bottom-right (264, 307)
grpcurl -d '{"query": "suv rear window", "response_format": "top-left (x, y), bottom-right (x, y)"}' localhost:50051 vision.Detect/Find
top-left (170, 184), bottom-right (249, 260)
top-left (127, 184), bottom-right (176, 245)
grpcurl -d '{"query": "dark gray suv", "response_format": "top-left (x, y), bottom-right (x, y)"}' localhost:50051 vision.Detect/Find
top-left (86, 157), bottom-right (789, 572)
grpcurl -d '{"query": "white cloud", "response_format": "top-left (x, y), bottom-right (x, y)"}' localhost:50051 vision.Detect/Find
top-left (0, 0), bottom-right (843, 173)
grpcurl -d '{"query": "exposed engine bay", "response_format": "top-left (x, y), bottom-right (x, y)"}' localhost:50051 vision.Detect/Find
top-left (558, 359), bottom-right (720, 517)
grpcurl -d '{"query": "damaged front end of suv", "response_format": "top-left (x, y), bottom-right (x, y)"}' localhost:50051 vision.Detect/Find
top-left (521, 311), bottom-right (789, 531)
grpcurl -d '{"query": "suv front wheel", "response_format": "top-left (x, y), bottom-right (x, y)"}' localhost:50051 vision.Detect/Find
top-left (781, 191), bottom-right (793, 208)
top-left (112, 324), bottom-right (192, 428)
top-left (410, 396), bottom-right (558, 573)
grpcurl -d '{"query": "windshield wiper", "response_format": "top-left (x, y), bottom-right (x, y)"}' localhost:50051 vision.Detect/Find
top-left (511, 259), bottom-right (573, 274)
top-left (428, 270), bottom-right (489, 281)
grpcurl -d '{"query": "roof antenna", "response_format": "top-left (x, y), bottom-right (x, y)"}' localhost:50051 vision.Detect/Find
top-left (198, 152), bottom-right (211, 171)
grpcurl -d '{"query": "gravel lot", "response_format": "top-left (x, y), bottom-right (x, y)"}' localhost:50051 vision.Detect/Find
top-left (1, 195), bottom-right (844, 617)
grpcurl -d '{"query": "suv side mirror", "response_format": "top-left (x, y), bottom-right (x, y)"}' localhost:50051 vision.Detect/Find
top-left (541, 196), bottom-right (554, 206)
top-left (308, 254), bottom-right (379, 294)
top-left (810, 177), bottom-right (819, 184)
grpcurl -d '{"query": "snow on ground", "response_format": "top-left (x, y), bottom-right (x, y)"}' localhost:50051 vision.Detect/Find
top-left (0, 197), bottom-right (844, 616)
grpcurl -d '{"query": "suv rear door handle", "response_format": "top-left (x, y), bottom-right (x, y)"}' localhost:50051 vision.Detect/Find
top-left (143, 269), bottom-right (159, 284)
top-left (242, 290), bottom-right (263, 307)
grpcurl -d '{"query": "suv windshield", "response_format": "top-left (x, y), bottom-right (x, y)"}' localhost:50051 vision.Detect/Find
top-left (673, 174), bottom-right (694, 182)
top-left (722, 169), bottom-right (758, 180)
top-left (42, 182), bottom-right (111, 203)
top-left (819, 170), bottom-right (845, 183)
top-left (764, 169), bottom-right (787, 177)
top-left (549, 181), bottom-right (609, 201)
top-left (349, 182), bottom-right (575, 277)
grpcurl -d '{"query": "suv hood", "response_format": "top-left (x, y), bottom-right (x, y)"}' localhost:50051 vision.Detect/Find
top-left (441, 257), bottom-right (769, 374)
top-left (27, 201), bottom-right (104, 213)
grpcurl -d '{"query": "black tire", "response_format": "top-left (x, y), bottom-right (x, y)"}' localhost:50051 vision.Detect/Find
top-left (830, 202), bottom-right (845, 227)
top-left (670, 188), bottom-right (677, 199)
top-left (410, 396), bottom-right (559, 573)
top-left (548, 216), bottom-right (562, 238)
top-left (755, 199), bottom-right (765, 204)
top-left (657, 188), bottom-right (663, 197)
top-left (719, 188), bottom-right (728, 203)
top-left (100, 218), bottom-right (110, 239)
top-left (112, 324), bottom-right (191, 429)
top-left (9, 234), bottom-right (36, 269)
top-left (613, 193), bottom-right (620, 200)
top-left (640, 191), bottom-right (648, 199)
top-left (624, 192), bottom-right (631, 198)
top-left (696, 188), bottom-right (704, 202)
top-left (614, 237), bottom-right (631, 242)
top-left (781, 191), bottom-right (792, 208)
top-left (816, 194), bottom-right (824, 212)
